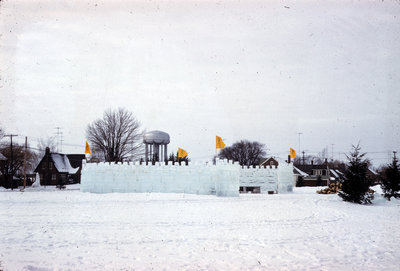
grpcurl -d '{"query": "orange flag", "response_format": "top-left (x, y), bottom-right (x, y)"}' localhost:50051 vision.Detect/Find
top-left (290, 148), bottom-right (296, 159)
top-left (216, 136), bottom-right (225, 149)
top-left (85, 141), bottom-right (92, 155)
top-left (178, 148), bottom-right (188, 158)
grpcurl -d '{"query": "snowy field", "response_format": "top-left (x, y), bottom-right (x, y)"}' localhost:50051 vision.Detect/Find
top-left (0, 185), bottom-right (399, 271)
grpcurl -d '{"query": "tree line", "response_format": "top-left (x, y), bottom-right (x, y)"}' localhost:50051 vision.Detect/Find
top-left (1, 108), bottom-right (399, 201)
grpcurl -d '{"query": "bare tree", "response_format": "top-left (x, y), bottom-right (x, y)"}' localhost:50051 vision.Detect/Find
top-left (86, 108), bottom-right (143, 162)
top-left (0, 143), bottom-right (36, 188)
top-left (218, 140), bottom-right (266, 166)
top-left (30, 136), bottom-right (58, 168)
top-left (37, 137), bottom-right (57, 155)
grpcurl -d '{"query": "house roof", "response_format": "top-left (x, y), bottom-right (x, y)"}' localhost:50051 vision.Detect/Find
top-left (51, 154), bottom-right (79, 174)
top-left (0, 152), bottom-right (7, 160)
top-left (260, 157), bottom-right (279, 166)
top-left (66, 154), bottom-right (86, 168)
top-left (330, 169), bottom-right (339, 178)
top-left (293, 166), bottom-right (309, 177)
top-left (294, 164), bottom-right (329, 174)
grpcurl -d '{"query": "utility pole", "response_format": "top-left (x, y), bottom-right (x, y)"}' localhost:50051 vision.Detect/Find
top-left (297, 132), bottom-right (302, 153)
top-left (4, 134), bottom-right (18, 190)
top-left (23, 136), bottom-right (27, 189)
top-left (394, 151), bottom-right (397, 160)
top-left (60, 132), bottom-right (64, 153)
top-left (55, 127), bottom-right (62, 152)
top-left (330, 144), bottom-right (335, 162)
top-left (302, 151), bottom-right (305, 165)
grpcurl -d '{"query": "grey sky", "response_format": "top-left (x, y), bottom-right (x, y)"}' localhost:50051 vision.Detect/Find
top-left (1, 0), bottom-right (399, 166)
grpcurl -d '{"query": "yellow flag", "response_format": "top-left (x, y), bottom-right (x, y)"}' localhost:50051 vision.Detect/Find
top-left (290, 148), bottom-right (296, 159)
top-left (178, 148), bottom-right (188, 158)
top-left (85, 141), bottom-right (92, 155)
top-left (216, 136), bottom-right (225, 149)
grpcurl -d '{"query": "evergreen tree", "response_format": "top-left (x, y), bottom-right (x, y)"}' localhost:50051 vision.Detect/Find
top-left (338, 144), bottom-right (373, 204)
top-left (381, 154), bottom-right (400, 201)
top-left (168, 151), bottom-right (189, 164)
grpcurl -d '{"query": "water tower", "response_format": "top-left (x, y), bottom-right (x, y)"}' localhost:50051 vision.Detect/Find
top-left (143, 130), bottom-right (170, 162)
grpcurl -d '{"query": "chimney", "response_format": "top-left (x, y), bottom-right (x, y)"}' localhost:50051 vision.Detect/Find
top-left (311, 160), bottom-right (314, 165)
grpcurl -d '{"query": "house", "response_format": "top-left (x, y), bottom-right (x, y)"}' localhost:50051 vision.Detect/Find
top-left (34, 147), bottom-right (85, 186)
top-left (293, 160), bottom-right (330, 186)
top-left (260, 157), bottom-right (279, 169)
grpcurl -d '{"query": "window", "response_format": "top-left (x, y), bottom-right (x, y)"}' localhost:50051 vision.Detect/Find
top-left (42, 163), bottom-right (46, 170)
top-left (52, 174), bottom-right (56, 181)
top-left (49, 163), bottom-right (52, 170)
top-left (322, 170), bottom-right (326, 176)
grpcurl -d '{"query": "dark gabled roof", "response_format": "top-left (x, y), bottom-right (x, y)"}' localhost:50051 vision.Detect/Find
top-left (260, 157), bottom-right (279, 166)
top-left (294, 164), bottom-right (329, 174)
top-left (66, 154), bottom-right (86, 168)
top-left (51, 153), bottom-right (78, 174)
top-left (293, 166), bottom-right (309, 176)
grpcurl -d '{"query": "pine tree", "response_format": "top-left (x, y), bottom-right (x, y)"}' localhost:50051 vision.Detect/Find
top-left (381, 154), bottom-right (400, 201)
top-left (338, 144), bottom-right (373, 204)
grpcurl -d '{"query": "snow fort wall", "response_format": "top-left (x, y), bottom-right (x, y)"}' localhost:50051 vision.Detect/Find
top-left (81, 159), bottom-right (240, 197)
top-left (239, 162), bottom-right (294, 193)
top-left (80, 159), bottom-right (294, 196)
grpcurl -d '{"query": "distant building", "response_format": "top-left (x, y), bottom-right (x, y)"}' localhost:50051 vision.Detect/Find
top-left (34, 147), bottom-right (85, 186)
top-left (293, 160), bottom-right (330, 186)
top-left (260, 157), bottom-right (279, 169)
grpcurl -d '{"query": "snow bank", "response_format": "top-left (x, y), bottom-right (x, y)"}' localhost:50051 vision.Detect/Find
top-left (81, 159), bottom-right (294, 196)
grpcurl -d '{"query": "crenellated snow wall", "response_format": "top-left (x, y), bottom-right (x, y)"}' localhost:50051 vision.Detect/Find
top-left (80, 159), bottom-right (294, 196)
top-left (239, 162), bottom-right (293, 193)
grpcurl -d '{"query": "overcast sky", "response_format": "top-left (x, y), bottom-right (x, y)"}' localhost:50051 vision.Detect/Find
top-left (1, 0), bottom-right (399, 166)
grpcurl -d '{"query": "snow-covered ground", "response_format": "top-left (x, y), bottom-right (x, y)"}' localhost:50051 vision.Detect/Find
top-left (0, 185), bottom-right (399, 270)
